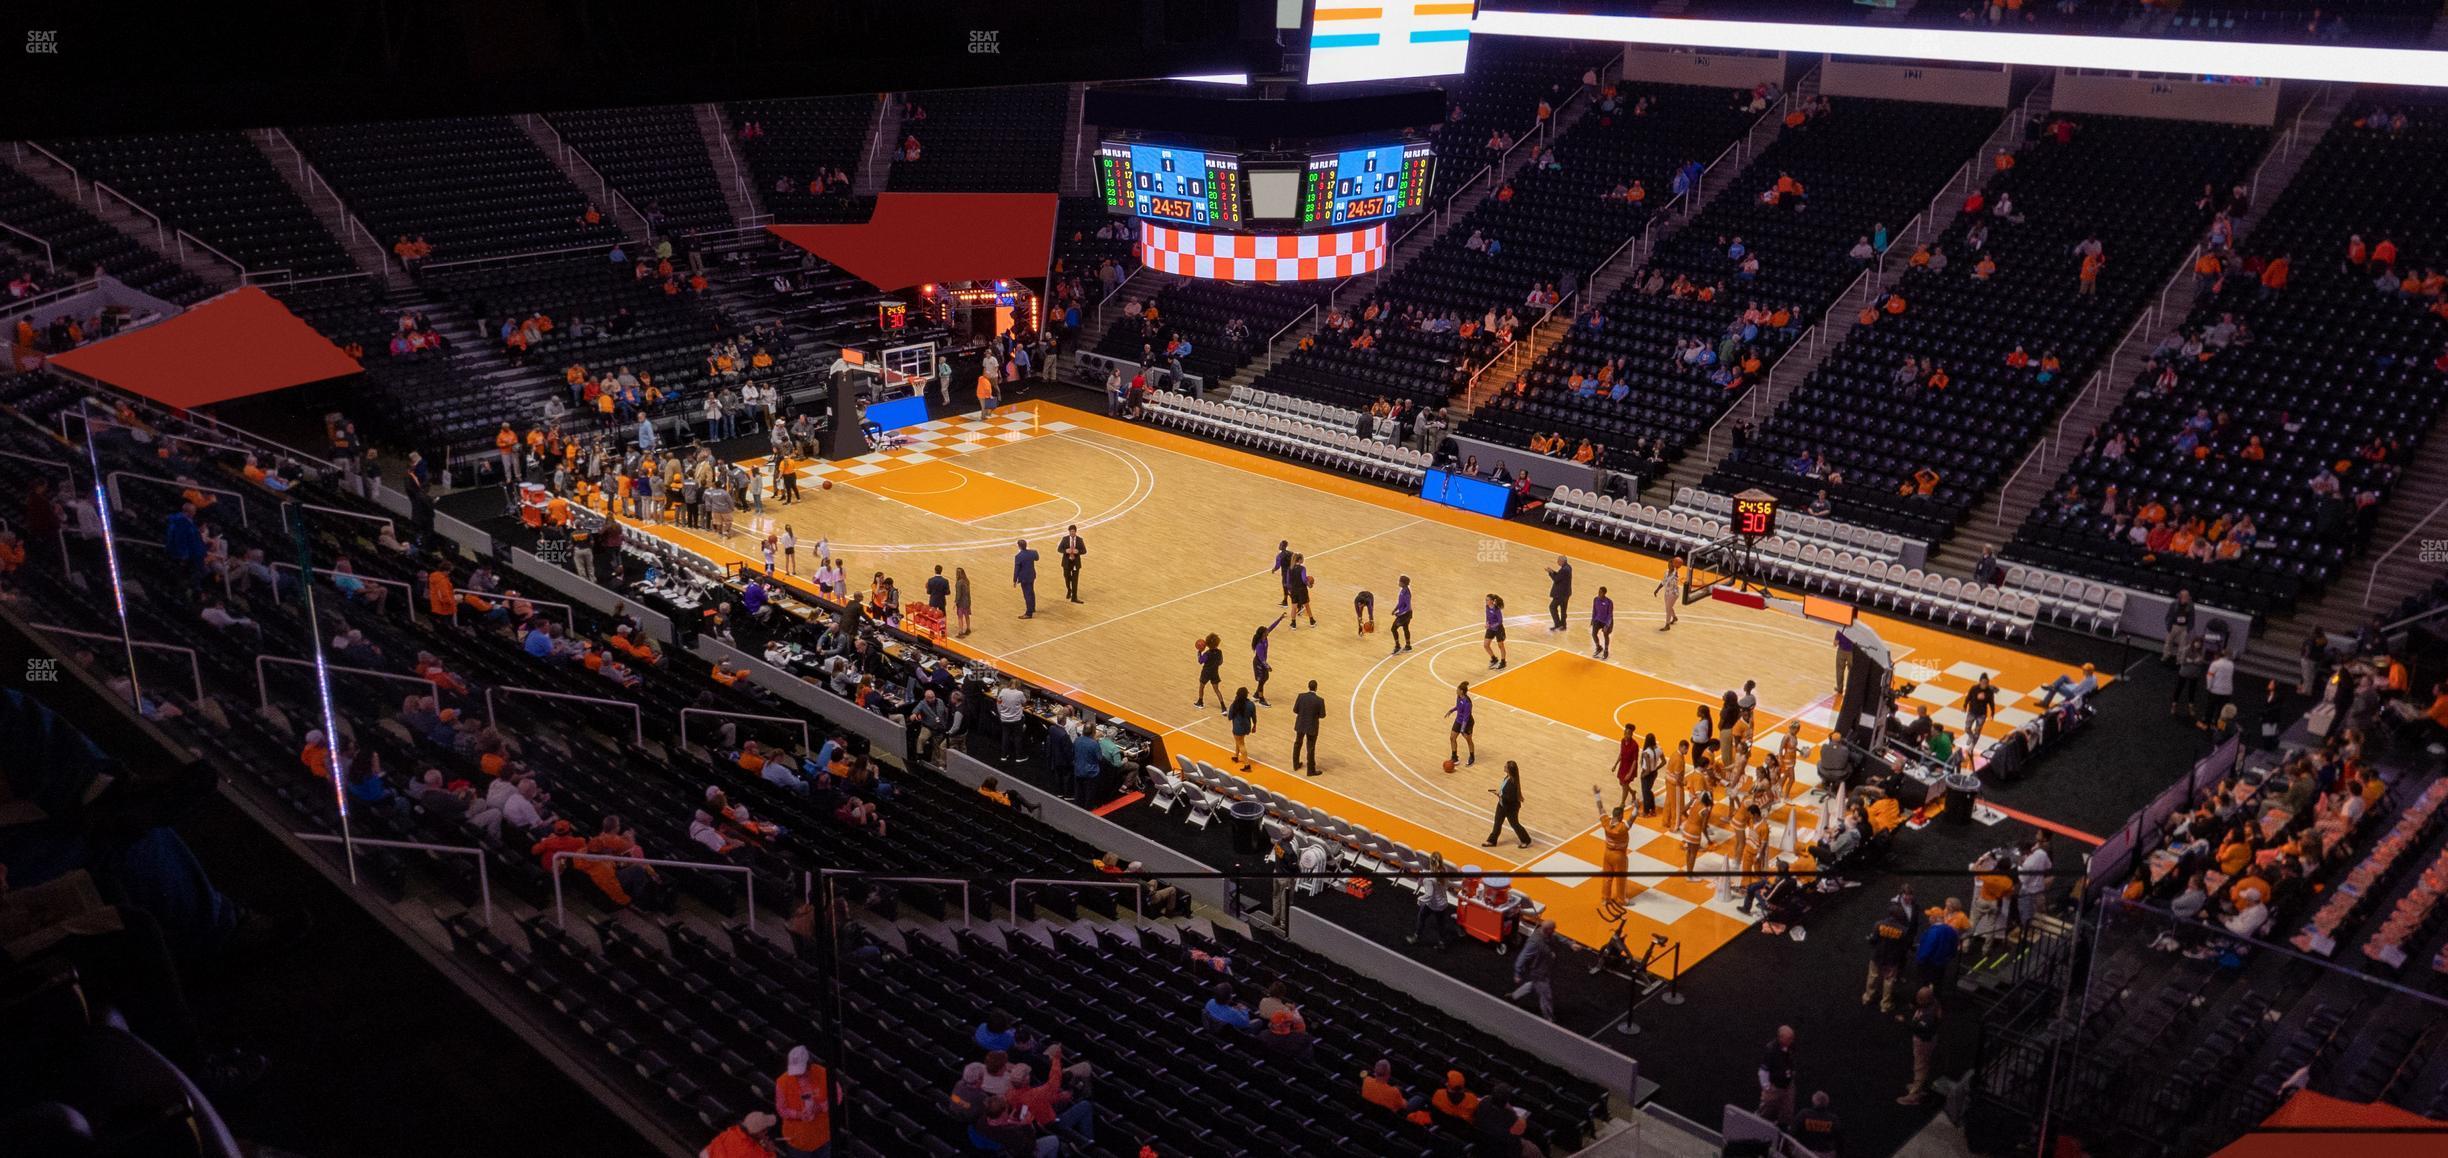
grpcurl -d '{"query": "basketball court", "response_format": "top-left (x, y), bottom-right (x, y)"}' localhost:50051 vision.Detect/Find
top-left (611, 398), bottom-right (2097, 965)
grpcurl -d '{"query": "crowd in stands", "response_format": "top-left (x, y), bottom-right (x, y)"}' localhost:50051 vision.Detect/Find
top-left (2013, 98), bottom-right (2448, 614)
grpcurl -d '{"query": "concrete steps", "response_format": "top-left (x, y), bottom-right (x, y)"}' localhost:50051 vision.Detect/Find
top-left (6, 146), bottom-right (238, 293)
top-left (517, 115), bottom-right (650, 243)
top-left (693, 103), bottom-right (767, 226)
top-left (249, 129), bottom-right (403, 286)
top-left (858, 96), bottom-right (901, 197)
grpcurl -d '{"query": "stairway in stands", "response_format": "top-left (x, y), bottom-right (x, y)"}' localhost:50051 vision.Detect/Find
top-left (515, 116), bottom-right (652, 244)
top-left (693, 103), bottom-right (767, 226)
top-left (248, 129), bottom-right (406, 286)
top-left (2243, 419), bottom-right (2448, 682)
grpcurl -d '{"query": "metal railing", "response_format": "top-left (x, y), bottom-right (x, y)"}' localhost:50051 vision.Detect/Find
top-left (58, 380), bottom-right (342, 472)
top-left (416, 240), bottom-right (627, 275)
top-left (1008, 877), bottom-right (1144, 925)
top-left (254, 654), bottom-right (438, 711)
top-left (485, 685), bottom-right (644, 745)
top-left (296, 831), bottom-right (493, 927)
top-left (1263, 304), bottom-right (1318, 371)
top-left (106, 471), bottom-right (250, 526)
top-left (815, 869), bottom-right (973, 926)
top-left (283, 501), bottom-right (394, 536)
top-left (450, 588), bottom-right (575, 630)
top-left (552, 851), bottom-right (753, 931)
top-left (30, 624), bottom-right (204, 702)
top-left (709, 108), bottom-right (759, 219)
top-left (2367, 492), bottom-right (2448, 608)
top-left (0, 278), bottom-right (98, 325)
top-left (270, 562), bottom-right (418, 617)
top-left (679, 707), bottom-right (811, 753)
top-left (14, 141), bottom-right (81, 193)
top-left (91, 181), bottom-right (164, 249)
top-left (1464, 291), bottom-right (1574, 398)
top-left (0, 221), bottom-right (55, 272)
top-left (175, 229), bottom-right (247, 281)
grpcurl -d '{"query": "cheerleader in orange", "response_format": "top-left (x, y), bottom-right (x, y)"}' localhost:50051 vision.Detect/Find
top-left (1662, 739), bottom-right (1689, 828)
top-left (1592, 786), bottom-right (1634, 909)
top-left (1679, 789), bottom-right (1712, 873)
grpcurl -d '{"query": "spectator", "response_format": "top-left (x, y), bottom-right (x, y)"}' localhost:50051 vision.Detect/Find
top-left (773, 1045), bottom-right (831, 1157)
top-left (1508, 919), bottom-right (1556, 1020)
top-left (1361, 1058), bottom-right (1430, 1117)
top-left (1201, 982), bottom-right (1256, 1031)
top-left (1759, 1025), bottom-right (1798, 1127)
top-left (700, 1111), bottom-right (779, 1158)
top-left (1898, 987), bottom-right (1941, 1105)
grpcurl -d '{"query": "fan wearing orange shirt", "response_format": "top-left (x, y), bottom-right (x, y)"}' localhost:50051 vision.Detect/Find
top-left (1912, 466), bottom-right (1941, 496)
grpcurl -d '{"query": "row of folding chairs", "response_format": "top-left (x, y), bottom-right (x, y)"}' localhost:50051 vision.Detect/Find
top-left (1235, 388), bottom-right (1364, 434)
top-left (1673, 486), bottom-right (1910, 562)
top-left (1997, 565), bottom-right (2131, 636)
top-left (1542, 486), bottom-right (2039, 641)
top-left (1144, 393), bottom-right (1427, 486)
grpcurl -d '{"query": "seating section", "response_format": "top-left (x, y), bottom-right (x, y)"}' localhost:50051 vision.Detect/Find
top-left (1255, 83), bottom-right (1760, 414)
top-left (291, 118), bottom-right (623, 261)
top-left (1140, 390), bottom-right (1431, 487)
top-left (1469, 97), bottom-right (2001, 480)
top-left (1419, 38), bottom-right (1619, 203)
top-left (1542, 485), bottom-right (2045, 640)
top-left (0, 374), bottom-right (1608, 1157)
top-left (2010, 100), bottom-right (2448, 616)
top-left (1710, 114), bottom-right (2266, 543)
top-left (46, 131), bottom-right (357, 278)
top-left (725, 96), bottom-right (876, 222)
top-left (549, 107), bottom-right (735, 232)
top-left (889, 88), bottom-right (1066, 193)
top-left (0, 166), bottom-right (207, 303)
top-left (1090, 279), bottom-right (1326, 388)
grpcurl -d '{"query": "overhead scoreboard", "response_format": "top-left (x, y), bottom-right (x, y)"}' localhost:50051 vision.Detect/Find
top-left (1096, 142), bottom-right (1243, 229)
top-left (1298, 141), bottom-right (1435, 228)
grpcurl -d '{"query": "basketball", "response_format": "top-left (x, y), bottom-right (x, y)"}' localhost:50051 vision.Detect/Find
top-left (1441, 759), bottom-right (1456, 775)
top-left (1363, 621), bottom-right (1376, 634)
top-left (822, 480), bottom-right (834, 490)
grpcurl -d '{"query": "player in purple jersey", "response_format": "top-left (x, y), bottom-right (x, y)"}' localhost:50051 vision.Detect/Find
top-left (1446, 681), bottom-right (1476, 767)
top-left (1482, 593), bottom-right (1508, 670)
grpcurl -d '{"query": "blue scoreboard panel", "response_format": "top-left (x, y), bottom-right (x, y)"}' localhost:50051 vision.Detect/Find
top-left (1299, 141), bottom-right (1435, 229)
top-left (1096, 141), bottom-right (1242, 229)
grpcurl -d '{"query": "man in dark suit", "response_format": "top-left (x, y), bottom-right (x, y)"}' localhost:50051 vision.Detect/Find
top-left (1291, 680), bottom-right (1328, 776)
top-left (925, 564), bottom-right (951, 613)
top-left (1012, 539), bottom-right (1041, 618)
top-left (1058, 524), bottom-right (1087, 603)
top-left (1546, 555), bottom-right (1573, 632)
top-left (1484, 760), bottom-right (1530, 848)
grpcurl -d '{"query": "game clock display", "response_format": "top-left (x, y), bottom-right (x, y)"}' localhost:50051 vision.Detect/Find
top-left (1299, 141), bottom-right (1435, 228)
top-left (1733, 490), bottom-right (1779, 539)
top-left (1096, 142), bottom-right (1242, 229)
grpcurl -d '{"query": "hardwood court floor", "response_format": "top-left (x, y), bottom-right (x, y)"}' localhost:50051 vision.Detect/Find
top-left (619, 399), bottom-right (2091, 965)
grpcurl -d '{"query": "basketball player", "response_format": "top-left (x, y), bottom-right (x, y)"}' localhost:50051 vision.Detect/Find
top-left (1482, 594), bottom-right (1508, 670)
top-left (1446, 681), bottom-right (1476, 767)
top-left (1590, 585), bottom-right (1614, 660)
top-left (1592, 786), bottom-right (1633, 909)
top-left (1272, 540), bottom-right (1293, 608)
top-left (1655, 556), bottom-right (1683, 631)
top-left (1194, 633), bottom-right (1226, 710)
top-left (1352, 588), bottom-right (1375, 637)
top-left (780, 525), bottom-right (797, 576)
top-left (1251, 614), bottom-right (1285, 706)
top-left (1388, 576), bottom-right (1414, 654)
top-left (1285, 554), bottom-right (1316, 628)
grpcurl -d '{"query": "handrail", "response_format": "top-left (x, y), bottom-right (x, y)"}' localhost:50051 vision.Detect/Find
top-left (175, 229), bottom-right (247, 280)
top-left (282, 500), bottom-right (394, 535)
top-left (1699, 258), bottom-right (1871, 462)
top-left (486, 685), bottom-right (644, 746)
top-left (0, 278), bottom-right (97, 325)
top-left (1587, 230), bottom-right (1640, 298)
top-left (105, 470), bottom-right (250, 526)
top-left (30, 624), bottom-right (205, 703)
top-left (1008, 877), bottom-right (1144, 925)
top-left (269, 562), bottom-right (419, 616)
top-left (814, 869), bottom-right (973, 927)
top-left (551, 851), bottom-right (754, 932)
top-left (16, 141), bottom-right (81, 193)
top-left (1466, 291), bottom-right (1574, 397)
top-left (2381, 599), bottom-right (2448, 638)
top-left (2366, 492), bottom-right (2448, 609)
top-left (0, 221), bottom-right (56, 272)
top-left (450, 588), bottom-right (575, 630)
top-left (1092, 261), bottom-right (1143, 329)
top-left (1441, 162), bottom-right (1493, 222)
top-left (65, 389), bottom-right (340, 472)
top-left (294, 831), bottom-right (493, 929)
top-left (678, 707), bottom-right (811, 754)
top-left (240, 267), bottom-right (297, 286)
top-left (1264, 303), bottom-right (1318, 370)
top-left (417, 240), bottom-right (625, 275)
top-left (710, 109), bottom-right (758, 219)
top-left (254, 654), bottom-right (439, 712)
top-left (91, 181), bottom-right (164, 248)
top-left (1994, 438), bottom-right (2049, 528)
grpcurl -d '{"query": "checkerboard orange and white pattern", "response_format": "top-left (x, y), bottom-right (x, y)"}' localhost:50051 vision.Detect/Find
top-left (774, 413), bottom-right (1072, 485)
top-left (1139, 222), bottom-right (1387, 282)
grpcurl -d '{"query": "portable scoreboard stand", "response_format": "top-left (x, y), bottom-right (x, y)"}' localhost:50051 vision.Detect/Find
top-left (1680, 488), bottom-right (1782, 605)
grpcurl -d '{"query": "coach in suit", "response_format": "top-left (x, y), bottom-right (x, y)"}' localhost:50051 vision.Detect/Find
top-left (1291, 680), bottom-right (1328, 776)
top-left (1546, 555), bottom-right (1573, 631)
top-left (1013, 539), bottom-right (1041, 618)
top-left (1058, 525), bottom-right (1088, 602)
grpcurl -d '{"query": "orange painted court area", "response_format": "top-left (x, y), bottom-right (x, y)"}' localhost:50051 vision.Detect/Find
top-left (849, 459), bottom-right (1060, 522)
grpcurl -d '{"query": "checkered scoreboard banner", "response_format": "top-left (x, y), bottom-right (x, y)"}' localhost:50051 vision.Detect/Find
top-left (1138, 222), bottom-right (1388, 282)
